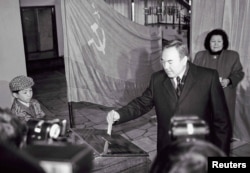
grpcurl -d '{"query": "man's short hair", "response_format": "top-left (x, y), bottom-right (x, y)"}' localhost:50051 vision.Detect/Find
top-left (162, 40), bottom-right (190, 59)
top-left (150, 139), bottom-right (225, 173)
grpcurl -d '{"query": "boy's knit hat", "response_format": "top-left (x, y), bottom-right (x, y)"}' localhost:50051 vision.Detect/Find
top-left (9, 75), bottom-right (34, 92)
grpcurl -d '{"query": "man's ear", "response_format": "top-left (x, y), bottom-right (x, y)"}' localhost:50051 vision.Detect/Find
top-left (182, 56), bottom-right (188, 63)
top-left (12, 93), bottom-right (18, 98)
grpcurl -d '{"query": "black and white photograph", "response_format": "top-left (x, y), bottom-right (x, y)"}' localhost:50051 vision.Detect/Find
top-left (0, 0), bottom-right (250, 172)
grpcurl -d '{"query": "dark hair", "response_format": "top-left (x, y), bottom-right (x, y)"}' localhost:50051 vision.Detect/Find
top-left (12, 90), bottom-right (20, 94)
top-left (204, 29), bottom-right (229, 51)
top-left (162, 40), bottom-right (189, 59)
top-left (0, 108), bottom-right (28, 148)
top-left (150, 139), bottom-right (225, 173)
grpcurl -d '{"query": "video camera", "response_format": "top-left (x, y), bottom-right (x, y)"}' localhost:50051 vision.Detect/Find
top-left (169, 115), bottom-right (209, 141)
top-left (26, 118), bottom-right (67, 145)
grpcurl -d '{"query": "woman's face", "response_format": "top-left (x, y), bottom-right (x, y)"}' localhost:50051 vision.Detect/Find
top-left (210, 35), bottom-right (223, 52)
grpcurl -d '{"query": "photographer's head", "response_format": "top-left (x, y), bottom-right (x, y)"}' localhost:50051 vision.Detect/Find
top-left (150, 139), bottom-right (225, 173)
top-left (0, 108), bottom-right (28, 148)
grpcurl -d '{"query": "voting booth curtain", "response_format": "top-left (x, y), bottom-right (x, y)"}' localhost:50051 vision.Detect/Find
top-left (191, 0), bottom-right (250, 142)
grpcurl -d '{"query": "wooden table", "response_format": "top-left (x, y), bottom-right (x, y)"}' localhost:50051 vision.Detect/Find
top-left (72, 129), bottom-right (151, 173)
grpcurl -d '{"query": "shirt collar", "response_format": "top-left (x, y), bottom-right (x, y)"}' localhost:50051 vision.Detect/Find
top-left (177, 62), bottom-right (189, 80)
top-left (17, 99), bottom-right (30, 107)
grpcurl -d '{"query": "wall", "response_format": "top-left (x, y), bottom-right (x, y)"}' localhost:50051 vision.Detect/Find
top-left (0, 0), bottom-right (26, 108)
top-left (0, 0), bottom-right (64, 108)
top-left (0, 0), bottom-right (27, 80)
top-left (147, 25), bottom-right (188, 44)
top-left (20, 0), bottom-right (64, 57)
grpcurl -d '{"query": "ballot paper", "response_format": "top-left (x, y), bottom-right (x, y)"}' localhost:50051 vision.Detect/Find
top-left (107, 110), bottom-right (116, 135)
top-left (101, 136), bottom-right (111, 154)
top-left (107, 122), bottom-right (112, 136)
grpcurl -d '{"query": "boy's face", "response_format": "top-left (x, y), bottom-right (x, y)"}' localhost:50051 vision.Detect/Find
top-left (13, 87), bottom-right (33, 103)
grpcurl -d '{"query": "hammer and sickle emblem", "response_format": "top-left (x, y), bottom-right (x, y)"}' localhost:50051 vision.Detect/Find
top-left (88, 23), bottom-right (106, 55)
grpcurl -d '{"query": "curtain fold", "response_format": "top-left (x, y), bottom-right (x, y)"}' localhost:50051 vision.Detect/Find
top-left (191, 0), bottom-right (250, 142)
top-left (134, 0), bottom-right (145, 25)
top-left (61, 0), bottom-right (162, 107)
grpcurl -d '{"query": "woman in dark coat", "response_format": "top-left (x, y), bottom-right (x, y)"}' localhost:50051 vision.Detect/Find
top-left (193, 29), bottom-right (244, 136)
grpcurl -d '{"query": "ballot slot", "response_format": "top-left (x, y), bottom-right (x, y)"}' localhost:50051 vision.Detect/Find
top-left (73, 129), bottom-right (148, 157)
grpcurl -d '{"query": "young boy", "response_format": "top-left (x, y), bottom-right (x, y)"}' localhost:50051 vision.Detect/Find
top-left (9, 75), bottom-right (45, 122)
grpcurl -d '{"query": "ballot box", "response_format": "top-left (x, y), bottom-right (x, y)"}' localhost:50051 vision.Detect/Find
top-left (72, 129), bottom-right (151, 173)
top-left (24, 144), bottom-right (93, 173)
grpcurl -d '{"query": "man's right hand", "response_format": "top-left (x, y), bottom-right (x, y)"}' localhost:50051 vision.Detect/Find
top-left (106, 110), bottom-right (120, 124)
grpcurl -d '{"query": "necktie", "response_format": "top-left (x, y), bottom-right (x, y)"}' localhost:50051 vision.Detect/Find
top-left (176, 76), bottom-right (182, 98)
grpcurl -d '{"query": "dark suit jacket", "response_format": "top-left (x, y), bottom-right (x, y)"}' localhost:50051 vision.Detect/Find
top-left (116, 62), bottom-right (232, 155)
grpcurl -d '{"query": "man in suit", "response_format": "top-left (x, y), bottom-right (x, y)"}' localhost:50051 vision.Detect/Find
top-left (106, 40), bottom-right (232, 155)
